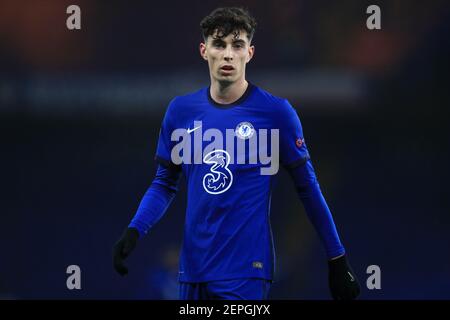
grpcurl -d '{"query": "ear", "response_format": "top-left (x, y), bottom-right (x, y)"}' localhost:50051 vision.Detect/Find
top-left (246, 45), bottom-right (255, 63)
top-left (199, 43), bottom-right (208, 61)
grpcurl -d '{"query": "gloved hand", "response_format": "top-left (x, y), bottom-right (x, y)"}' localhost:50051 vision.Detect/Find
top-left (328, 255), bottom-right (361, 300)
top-left (112, 227), bottom-right (140, 276)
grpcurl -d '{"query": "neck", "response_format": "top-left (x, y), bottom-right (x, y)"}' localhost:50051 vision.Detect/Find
top-left (210, 78), bottom-right (248, 104)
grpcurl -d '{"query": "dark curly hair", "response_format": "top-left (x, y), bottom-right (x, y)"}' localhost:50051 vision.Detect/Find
top-left (200, 7), bottom-right (257, 42)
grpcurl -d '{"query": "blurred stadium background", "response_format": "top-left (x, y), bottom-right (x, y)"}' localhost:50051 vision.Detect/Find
top-left (1, 0), bottom-right (449, 299)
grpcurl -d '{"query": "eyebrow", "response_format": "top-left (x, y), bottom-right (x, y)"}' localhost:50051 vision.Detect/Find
top-left (232, 39), bottom-right (246, 45)
top-left (211, 39), bottom-right (247, 45)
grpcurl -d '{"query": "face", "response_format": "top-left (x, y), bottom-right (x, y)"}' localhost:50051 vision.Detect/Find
top-left (200, 30), bottom-right (254, 84)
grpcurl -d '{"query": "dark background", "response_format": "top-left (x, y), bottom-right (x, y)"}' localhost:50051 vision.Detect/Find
top-left (1, 0), bottom-right (449, 299)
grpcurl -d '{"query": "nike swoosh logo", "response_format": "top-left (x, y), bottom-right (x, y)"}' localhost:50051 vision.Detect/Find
top-left (348, 271), bottom-right (355, 282)
top-left (187, 125), bottom-right (201, 134)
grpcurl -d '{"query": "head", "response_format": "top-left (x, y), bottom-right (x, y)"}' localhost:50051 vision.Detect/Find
top-left (199, 7), bottom-right (257, 85)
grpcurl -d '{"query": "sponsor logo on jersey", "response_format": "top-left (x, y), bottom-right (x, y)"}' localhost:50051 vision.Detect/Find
top-left (202, 149), bottom-right (233, 194)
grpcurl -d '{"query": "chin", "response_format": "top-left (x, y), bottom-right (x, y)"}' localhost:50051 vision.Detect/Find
top-left (216, 75), bottom-right (234, 83)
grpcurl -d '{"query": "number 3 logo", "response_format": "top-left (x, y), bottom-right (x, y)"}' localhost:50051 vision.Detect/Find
top-left (202, 149), bottom-right (233, 195)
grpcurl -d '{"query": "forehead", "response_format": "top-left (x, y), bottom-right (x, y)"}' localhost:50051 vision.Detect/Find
top-left (208, 29), bottom-right (250, 43)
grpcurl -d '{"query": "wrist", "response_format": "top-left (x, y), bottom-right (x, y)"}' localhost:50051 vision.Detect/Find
top-left (328, 254), bottom-right (348, 270)
top-left (329, 253), bottom-right (345, 261)
top-left (126, 227), bottom-right (140, 240)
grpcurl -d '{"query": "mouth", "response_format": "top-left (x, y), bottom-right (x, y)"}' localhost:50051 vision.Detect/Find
top-left (220, 65), bottom-right (235, 72)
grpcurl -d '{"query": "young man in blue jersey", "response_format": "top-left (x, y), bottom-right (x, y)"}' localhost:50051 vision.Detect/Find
top-left (113, 7), bottom-right (361, 300)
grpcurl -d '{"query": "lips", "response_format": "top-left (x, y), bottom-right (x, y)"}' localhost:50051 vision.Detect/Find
top-left (220, 65), bottom-right (234, 71)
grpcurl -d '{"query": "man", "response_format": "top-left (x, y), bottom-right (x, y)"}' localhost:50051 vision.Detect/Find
top-left (113, 7), bottom-right (360, 300)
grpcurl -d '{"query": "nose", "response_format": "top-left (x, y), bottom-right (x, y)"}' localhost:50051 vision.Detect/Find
top-left (224, 44), bottom-right (233, 61)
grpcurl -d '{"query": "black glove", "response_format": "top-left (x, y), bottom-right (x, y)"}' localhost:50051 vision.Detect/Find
top-left (328, 255), bottom-right (361, 300)
top-left (113, 227), bottom-right (139, 276)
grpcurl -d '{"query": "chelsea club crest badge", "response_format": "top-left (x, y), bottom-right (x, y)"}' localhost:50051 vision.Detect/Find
top-left (235, 121), bottom-right (255, 140)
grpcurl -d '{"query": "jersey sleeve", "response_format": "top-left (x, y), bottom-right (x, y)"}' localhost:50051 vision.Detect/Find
top-left (154, 98), bottom-right (181, 169)
top-left (287, 160), bottom-right (345, 259)
top-left (278, 99), bottom-right (311, 168)
top-left (128, 163), bottom-right (181, 237)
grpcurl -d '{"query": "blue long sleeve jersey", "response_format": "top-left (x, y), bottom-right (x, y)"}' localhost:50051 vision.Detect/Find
top-left (129, 83), bottom-right (345, 282)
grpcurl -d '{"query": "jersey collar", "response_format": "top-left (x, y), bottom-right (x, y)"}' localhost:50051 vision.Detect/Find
top-left (207, 82), bottom-right (254, 109)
